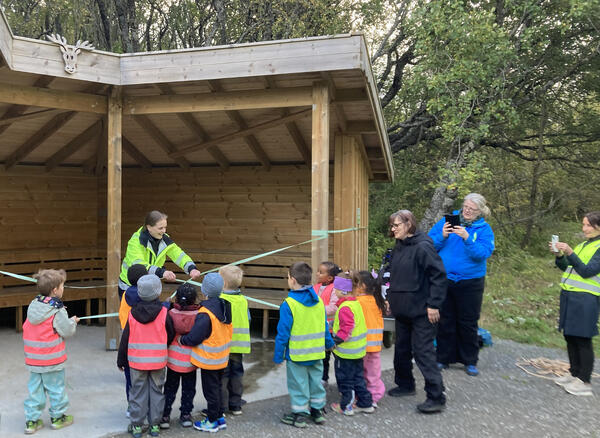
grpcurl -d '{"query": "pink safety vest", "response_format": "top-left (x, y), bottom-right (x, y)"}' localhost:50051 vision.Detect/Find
top-left (127, 307), bottom-right (168, 370)
top-left (23, 315), bottom-right (67, 367)
top-left (167, 339), bottom-right (195, 373)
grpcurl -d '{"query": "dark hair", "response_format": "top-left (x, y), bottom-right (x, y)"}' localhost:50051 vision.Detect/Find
top-left (289, 261), bottom-right (312, 286)
top-left (352, 270), bottom-right (386, 314)
top-left (176, 283), bottom-right (197, 306)
top-left (145, 210), bottom-right (168, 227)
top-left (34, 269), bottom-right (66, 296)
top-left (320, 261), bottom-right (342, 280)
top-left (127, 264), bottom-right (148, 286)
top-left (388, 210), bottom-right (417, 237)
top-left (584, 211), bottom-right (600, 229)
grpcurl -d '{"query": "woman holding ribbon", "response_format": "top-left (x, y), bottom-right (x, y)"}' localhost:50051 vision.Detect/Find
top-left (551, 211), bottom-right (600, 397)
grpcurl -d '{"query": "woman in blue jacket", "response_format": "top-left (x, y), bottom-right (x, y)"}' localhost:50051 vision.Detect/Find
top-left (428, 193), bottom-right (495, 376)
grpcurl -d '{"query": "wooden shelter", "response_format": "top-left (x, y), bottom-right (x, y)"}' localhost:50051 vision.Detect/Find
top-left (0, 11), bottom-right (393, 348)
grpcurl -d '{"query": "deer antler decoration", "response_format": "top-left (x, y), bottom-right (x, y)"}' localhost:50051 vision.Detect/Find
top-left (46, 34), bottom-right (95, 74)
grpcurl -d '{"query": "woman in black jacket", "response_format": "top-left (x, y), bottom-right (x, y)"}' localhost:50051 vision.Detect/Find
top-left (385, 210), bottom-right (448, 413)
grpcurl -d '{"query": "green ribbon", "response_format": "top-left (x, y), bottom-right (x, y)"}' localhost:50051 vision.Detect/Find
top-left (78, 312), bottom-right (119, 320)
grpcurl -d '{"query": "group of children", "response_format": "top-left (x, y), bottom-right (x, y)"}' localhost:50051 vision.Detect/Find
top-left (275, 261), bottom-right (387, 428)
top-left (21, 259), bottom-right (386, 435)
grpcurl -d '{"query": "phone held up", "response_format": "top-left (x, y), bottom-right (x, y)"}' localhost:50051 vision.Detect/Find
top-left (551, 234), bottom-right (559, 252)
top-left (444, 214), bottom-right (461, 228)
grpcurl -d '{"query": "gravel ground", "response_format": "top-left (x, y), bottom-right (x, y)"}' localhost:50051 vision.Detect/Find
top-left (105, 339), bottom-right (599, 438)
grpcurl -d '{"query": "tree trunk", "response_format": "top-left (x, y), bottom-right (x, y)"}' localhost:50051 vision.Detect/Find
top-left (95, 0), bottom-right (112, 50)
top-left (419, 140), bottom-right (476, 231)
top-left (212, 0), bottom-right (228, 45)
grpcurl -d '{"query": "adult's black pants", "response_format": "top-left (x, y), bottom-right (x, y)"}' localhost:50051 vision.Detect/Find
top-left (436, 276), bottom-right (485, 366)
top-left (565, 335), bottom-right (594, 383)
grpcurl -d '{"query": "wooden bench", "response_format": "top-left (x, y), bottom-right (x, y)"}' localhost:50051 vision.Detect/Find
top-left (0, 248), bottom-right (107, 331)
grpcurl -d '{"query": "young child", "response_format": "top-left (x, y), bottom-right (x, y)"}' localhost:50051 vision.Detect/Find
top-left (274, 262), bottom-right (334, 428)
top-left (354, 270), bottom-right (386, 407)
top-left (118, 264), bottom-right (149, 409)
top-left (179, 273), bottom-right (232, 433)
top-left (330, 273), bottom-right (374, 416)
top-left (117, 274), bottom-right (175, 438)
top-left (219, 265), bottom-right (250, 415)
top-left (314, 261), bottom-right (341, 385)
top-left (160, 283), bottom-right (200, 429)
top-left (23, 269), bottom-right (79, 435)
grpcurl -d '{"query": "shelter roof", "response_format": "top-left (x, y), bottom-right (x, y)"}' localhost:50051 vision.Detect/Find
top-left (0, 12), bottom-right (392, 181)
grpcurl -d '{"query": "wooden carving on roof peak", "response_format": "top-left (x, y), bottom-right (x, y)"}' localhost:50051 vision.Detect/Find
top-left (46, 34), bottom-right (95, 74)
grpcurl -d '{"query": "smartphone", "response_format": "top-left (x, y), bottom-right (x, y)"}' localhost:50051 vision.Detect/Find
top-left (551, 235), bottom-right (559, 252)
top-left (444, 214), bottom-right (461, 227)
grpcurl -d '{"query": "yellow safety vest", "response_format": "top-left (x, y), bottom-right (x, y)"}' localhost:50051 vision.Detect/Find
top-left (286, 297), bottom-right (326, 361)
top-left (119, 227), bottom-right (195, 288)
top-left (220, 292), bottom-right (251, 354)
top-left (560, 240), bottom-right (600, 296)
top-left (333, 300), bottom-right (367, 359)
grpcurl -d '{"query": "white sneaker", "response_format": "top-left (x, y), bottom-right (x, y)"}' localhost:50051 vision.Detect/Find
top-left (554, 374), bottom-right (577, 387)
top-left (563, 378), bottom-right (593, 396)
top-left (353, 405), bottom-right (375, 414)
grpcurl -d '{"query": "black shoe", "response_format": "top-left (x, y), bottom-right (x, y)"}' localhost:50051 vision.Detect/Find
top-left (310, 407), bottom-right (325, 424)
top-left (387, 386), bottom-right (416, 397)
top-left (417, 399), bottom-right (446, 414)
top-left (382, 331), bottom-right (393, 349)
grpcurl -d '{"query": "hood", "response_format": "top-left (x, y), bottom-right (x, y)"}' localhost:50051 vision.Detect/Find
top-left (131, 299), bottom-right (165, 324)
top-left (287, 285), bottom-right (320, 307)
top-left (124, 285), bottom-right (141, 307)
top-left (396, 230), bottom-right (430, 246)
top-left (26, 297), bottom-right (61, 324)
top-left (201, 296), bottom-right (232, 324)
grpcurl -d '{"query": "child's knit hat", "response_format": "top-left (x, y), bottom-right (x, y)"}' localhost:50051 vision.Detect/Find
top-left (201, 273), bottom-right (224, 298)
top-left (137, 274), bottom-right (162, 301)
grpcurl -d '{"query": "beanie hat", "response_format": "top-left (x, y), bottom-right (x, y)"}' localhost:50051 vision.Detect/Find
top-left (202, 273), bottom-right (224, 298)
top-left (127, 264), bottom-right (149, 286)
top-left (137, 274), bottom-right (162, 301)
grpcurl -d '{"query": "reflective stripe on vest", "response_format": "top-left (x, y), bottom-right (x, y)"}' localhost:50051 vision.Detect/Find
top-left (286, 296), bottom-right (326, 361)
top-left (190, 307), bottom-right (233, 370)
top-left (23, 315), bottom-right (67, 367)
top-left (560, 241), bottom-right (600, 296)
top-left (167, 339), bottom-right (195, 373)
top-left (357, 295), bottom-right (384, 352)
top-left (333, 300), bottom-right (367, 359)
top-left (220, 293), bottom-right (251, 354)
top-left (127, 307), bottom-right (168, 370)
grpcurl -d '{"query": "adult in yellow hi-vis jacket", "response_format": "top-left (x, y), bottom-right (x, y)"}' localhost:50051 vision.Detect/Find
top-left (551, 211), bottom-right (600, 397)
top-left (118, 211), bottom-right (201, 296)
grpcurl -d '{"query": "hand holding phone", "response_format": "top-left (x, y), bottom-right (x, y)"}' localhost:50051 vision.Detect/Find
top-left (551, 235), bottom-right (559, 252)
top-left (444, 214), bottom-right (461, 228)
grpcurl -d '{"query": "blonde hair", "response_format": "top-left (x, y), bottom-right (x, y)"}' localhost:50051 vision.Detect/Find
top-left (464, 193), bottom-right (490, 218)
top-left (34, 269), bottom-right (67, 296)
top-left (219, 265), bottom-right (244, 289)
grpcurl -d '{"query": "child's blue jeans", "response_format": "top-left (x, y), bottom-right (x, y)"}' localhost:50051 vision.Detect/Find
top-left (286, 360), bottom-right (326, 414)
top-left (24, 370), bottom-right (69, 421)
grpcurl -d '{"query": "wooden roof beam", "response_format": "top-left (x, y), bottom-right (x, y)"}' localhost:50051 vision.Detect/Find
top-left (170, 109), bottom-right (311, 159)
top-left (133, 115), bottom-right (190, 169)
top-left (208, 79), bottom-right (271, 170)
top-left (264, 76), bottom-right (310, 165)
top-left (45, 119), bottom-right (103, 171)
top-left (155, 83), bottom-right (230, 170)
top-left (0, 76), bottom-right (54, 136)
top-left (0, 108), bottom-right (68, 127)
top-left (321, 72), bottom-right (348, 133)
top-left (4, 111), bottom-right (76, 169)
top-left (345, 120), bottom-right (376, 134)
top-left (122, 135), bottom-right (153, 169)
top-left (0, 82), bottom-right (107, 114)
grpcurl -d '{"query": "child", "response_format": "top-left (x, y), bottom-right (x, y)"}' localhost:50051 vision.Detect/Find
top-left (313, 261), bottom-right (341, 385)
top-left (330, 273), bottom-right (374, 416)
top-left (179, 273), bottom-right (232, 433)
top-left (118, 264), bottom-right (149, 409)
top-left (117, 274), bottom-right (175, 438)
top-left (219, 265), bottom-right (250, 415)
top-left (160, 283), bottom-right (200, 429)
top-left (23, 269), bottom-right (79, 435)
top-left (354, 270), bottom-right (386, 406)
top-left (274, 262), bottom-right (334, 428)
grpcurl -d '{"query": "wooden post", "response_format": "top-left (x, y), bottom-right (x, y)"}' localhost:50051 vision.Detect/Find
top-left (311, 82), bottom-right (329, 274)
top-left (262, 309), bottom-right (269, 339)
top-left (106, 86), bottom-right (122, 350)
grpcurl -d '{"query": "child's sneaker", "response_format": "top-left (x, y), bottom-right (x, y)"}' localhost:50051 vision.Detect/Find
top-left (330, 402), bottom-right (354, 416)
top-left (24, 419), bottom-right (43, 435)
top-left (159, 416), bottom-right (170, 429)
top-left (216, 416), bottom-right (227, 430)
top-left (353, 405), bottom-right (375, 414)
top-left (193, 418), bottom-right (220, 433)
top-left (280, 412), bottom-right (308, 428)
top-left (149, 424), bottom-right (160, 437)
top-left (229, 407), bottom-right (242, 416)
top-left (179, 414), bottom-right (193, 427)
top-left (128, 424), bottom-right (143, 438)
top-left (50, 414), bottom-right (73, 430)
top-left (310, 407), bottom-right (325, 424)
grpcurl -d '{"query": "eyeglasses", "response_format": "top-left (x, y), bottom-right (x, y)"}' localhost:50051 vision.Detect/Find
top-left (390, 222), bottom-right (404, 229)
top-left (462, 205), bottom-right (479, 213)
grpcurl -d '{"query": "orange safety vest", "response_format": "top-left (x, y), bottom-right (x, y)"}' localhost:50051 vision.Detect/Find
top-left (119, 293), bottom-right (132, 330)
top-left (314, 282), bottom-right (335, 329)
top-left (127, 307), bottom-right (168, 370)
top-left (23, 315), bottom-right (67, 367)
top-left (356, 295), bottom-right (384, 353)
top-left (190, 307), bottom-right (233, 370)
